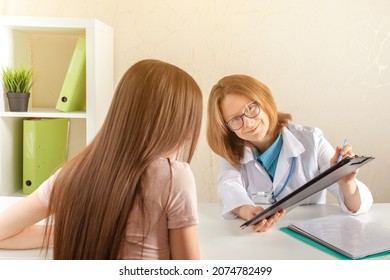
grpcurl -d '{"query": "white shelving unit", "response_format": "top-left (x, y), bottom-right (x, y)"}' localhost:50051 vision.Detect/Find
top-left (0, 16), bottom-right (114, 196)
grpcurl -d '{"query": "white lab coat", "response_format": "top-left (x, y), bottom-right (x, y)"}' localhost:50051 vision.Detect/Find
top-left (218, 123), bottom-right (373, 219)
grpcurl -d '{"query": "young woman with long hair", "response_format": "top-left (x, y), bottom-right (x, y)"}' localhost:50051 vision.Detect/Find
top-left (0, 59), bottom-right (203, 259)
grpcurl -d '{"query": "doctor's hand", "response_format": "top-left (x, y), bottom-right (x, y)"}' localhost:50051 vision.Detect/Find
top-left (330, 143), bottom-right (359, 185)
top-left (330, 143), bottom-right (361, 213)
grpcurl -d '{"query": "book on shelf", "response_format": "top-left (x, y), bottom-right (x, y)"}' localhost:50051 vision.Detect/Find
top-left (23, 118), bottom-right (69, 195)
top-left (283, 214), bottom-right (390, 259)
top-left (56, 37), bottom-right (86, 112)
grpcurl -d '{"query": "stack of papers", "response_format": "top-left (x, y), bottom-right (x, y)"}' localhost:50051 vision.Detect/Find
top-left (286, 215), bottom-right (390, 259)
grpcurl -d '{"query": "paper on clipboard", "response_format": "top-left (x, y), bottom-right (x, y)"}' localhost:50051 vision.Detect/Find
top-left (240, 155), bottom-right (375, 229)
top-left (287, 215), bottom-right (390, 259)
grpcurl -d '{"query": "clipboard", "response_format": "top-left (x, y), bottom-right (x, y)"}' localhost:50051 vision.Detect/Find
top-left (240, 155), bottom-right (375, 229)
top-left (283, 215), bottom-right (390, 259)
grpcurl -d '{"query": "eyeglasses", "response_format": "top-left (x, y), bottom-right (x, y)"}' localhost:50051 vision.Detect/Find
top-left (225, 102), bottom-right (261, 131)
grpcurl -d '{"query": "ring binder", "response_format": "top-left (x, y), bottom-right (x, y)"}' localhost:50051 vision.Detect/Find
top-left (23, 118), bottom-right (69, 195)
top-left (56, 37), bottom-right (86, 112)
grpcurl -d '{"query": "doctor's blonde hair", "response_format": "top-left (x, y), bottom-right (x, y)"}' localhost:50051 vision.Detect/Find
top-left (206, 74), bottom-right (291, 168)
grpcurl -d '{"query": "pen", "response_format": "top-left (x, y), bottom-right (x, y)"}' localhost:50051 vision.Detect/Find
top-left (337, 138), bottom-right (348, 163)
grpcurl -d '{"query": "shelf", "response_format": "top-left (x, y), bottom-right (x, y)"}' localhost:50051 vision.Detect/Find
top-left (0, 16), bottom-right (96, 33)
top-left (0, 108), bottom-right (87, 118)
top-left (0, 16), bottom-right (113, 196)
top-left (7, 189), bottom-right (26, 198)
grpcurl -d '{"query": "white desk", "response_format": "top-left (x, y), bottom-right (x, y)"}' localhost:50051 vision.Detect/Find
top-left (1, 196), bottom-right (389, 260)
top-left (197, 202), bottom-right (390, 260)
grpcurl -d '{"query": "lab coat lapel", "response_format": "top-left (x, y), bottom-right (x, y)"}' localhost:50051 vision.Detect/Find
top-left (273, 128), bottom-right (305, 190)
top-left (241, 146), bottom-right (272, 184)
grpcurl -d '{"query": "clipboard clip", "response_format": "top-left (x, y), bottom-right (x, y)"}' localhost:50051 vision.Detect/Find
top-left (350, 155), bottom-right (374, 165)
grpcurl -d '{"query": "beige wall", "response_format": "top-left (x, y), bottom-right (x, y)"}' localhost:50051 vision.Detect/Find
top-left (2, 0), bottom-right (389, 203)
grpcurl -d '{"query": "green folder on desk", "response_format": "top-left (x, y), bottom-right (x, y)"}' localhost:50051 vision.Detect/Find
top-left (281, 215), bottom-right (390, 260)
top-left (23, 118), bottom-right (69, 195)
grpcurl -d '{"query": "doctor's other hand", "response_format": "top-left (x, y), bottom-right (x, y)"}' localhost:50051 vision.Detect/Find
top-left (233, 205), bottom-right (264, 221)
top-left (251, 210), bottom-right (286, 232)
top-left (233, 205), bottom-right (285, 232)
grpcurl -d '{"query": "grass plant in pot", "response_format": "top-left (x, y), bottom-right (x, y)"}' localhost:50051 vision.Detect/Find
top-left (1, 65), bottom-right (33, 112)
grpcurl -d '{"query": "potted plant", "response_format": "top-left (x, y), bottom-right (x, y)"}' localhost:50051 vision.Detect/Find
top-left (1, 65), bottom-right (33, 112)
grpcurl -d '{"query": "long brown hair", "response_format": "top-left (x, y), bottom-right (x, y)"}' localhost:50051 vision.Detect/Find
top-left (206, 74), bottom-right (291, 168)
top-left (45, 59), bottom-right (203, 259)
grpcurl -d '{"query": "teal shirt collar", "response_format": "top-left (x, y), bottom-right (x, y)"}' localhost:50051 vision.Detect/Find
top-left (254, 133), bottom-right (283, 181)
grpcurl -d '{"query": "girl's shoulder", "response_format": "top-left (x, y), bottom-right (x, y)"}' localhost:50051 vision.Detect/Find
top-left (153, 158), bottom-right (190, 171)
top-left (168, 158), bottom-right (191, 170)
top-left (144, 159), bottom-right (195, 199)
top-left (168, 159), bottom-right (194, 181)
top-left (151, 159), bottom-right (196, 197)
top-left (151, 158), bottom-right (193, 180)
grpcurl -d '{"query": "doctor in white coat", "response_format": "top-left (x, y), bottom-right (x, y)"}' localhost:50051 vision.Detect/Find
top-left (206, 74), bottom-right (373, 232)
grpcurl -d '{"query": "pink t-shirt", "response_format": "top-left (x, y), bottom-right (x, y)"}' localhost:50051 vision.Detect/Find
top-left (37, 158), bottom-right (198, 259)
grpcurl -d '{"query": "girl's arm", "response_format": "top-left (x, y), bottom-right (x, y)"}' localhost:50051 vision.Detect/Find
top-left (0, 191), bottom-right (50, 249)
top-left (169, 225), bottom-right (200, 260)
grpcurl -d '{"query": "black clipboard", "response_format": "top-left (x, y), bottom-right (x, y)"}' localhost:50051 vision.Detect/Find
top-left (240, 155), bottom-right (375, 229)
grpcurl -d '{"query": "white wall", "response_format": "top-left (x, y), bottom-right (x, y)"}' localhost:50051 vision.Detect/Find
top-left (2, 0), bottom-right (389, 203)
